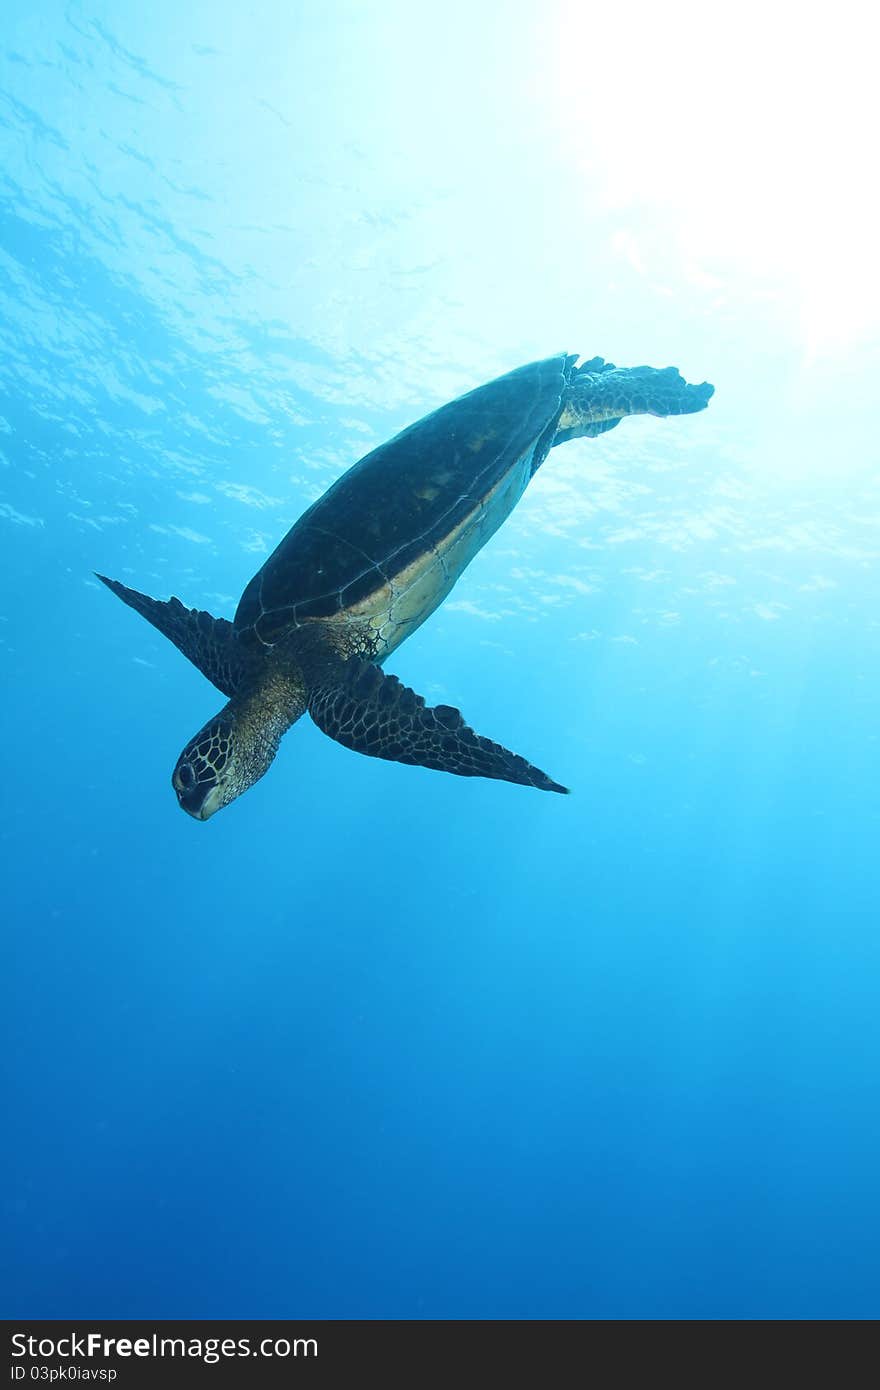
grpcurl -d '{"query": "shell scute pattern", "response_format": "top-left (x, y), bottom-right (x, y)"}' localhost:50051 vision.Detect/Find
top-left (232, 356), bottom-right (571, 647)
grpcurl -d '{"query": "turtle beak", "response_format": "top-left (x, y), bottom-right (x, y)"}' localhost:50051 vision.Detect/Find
top-left (173, 772), bottom-right (222, 821)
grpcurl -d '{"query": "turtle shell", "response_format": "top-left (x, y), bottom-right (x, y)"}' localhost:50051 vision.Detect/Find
top-left (234, 354), bottom-right (575, 647)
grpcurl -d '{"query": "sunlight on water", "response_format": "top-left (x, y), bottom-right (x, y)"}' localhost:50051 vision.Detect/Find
top-left (554, 0), bottom-right (880, 362)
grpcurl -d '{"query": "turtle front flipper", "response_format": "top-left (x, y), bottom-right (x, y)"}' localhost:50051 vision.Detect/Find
top-left (97, 574), bottom-right (249, 697)
top-left (307, 658), bottom-right (568, 794)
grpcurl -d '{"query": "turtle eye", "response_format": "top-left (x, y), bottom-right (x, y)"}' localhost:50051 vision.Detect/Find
top-left (177, 762), bottom-right (196, 790)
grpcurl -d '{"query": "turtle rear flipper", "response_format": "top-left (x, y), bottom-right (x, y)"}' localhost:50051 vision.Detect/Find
top-left (553, 361), bottom-right (714, 445)
top-left (96, 574), bottom-right (248, 698)
top-left (308, 658), bottom-right (568, 794)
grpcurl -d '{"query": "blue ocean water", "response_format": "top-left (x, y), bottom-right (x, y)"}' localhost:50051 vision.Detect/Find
top-left (2, 1), bottom-right (879, 1320)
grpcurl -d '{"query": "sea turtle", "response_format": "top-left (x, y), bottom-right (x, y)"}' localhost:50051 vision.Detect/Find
top-left (99, 353), bottom-right (713, 820)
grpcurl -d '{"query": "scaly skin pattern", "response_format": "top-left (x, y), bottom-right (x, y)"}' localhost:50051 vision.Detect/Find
top-left (307, 659), bottom-right (568, 793)
top-left (554, 359), bottom-right (714, 443)
top-left (95, 574), bottom-right (253, 697)
top-left (171, 663), bottom-right (308, 820)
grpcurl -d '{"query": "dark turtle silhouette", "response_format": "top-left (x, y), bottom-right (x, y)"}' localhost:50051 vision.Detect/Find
top-left (99, 354), bottom-right (713, 819)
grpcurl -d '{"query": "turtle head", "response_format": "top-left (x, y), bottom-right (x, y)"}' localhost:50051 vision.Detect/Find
top-left (172, 678), bottom-right (303, 820)
top-left (172, 714), bottom-right (252, 821)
